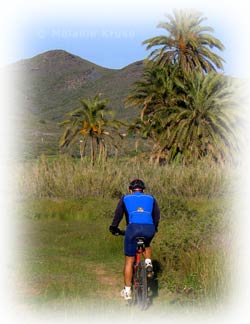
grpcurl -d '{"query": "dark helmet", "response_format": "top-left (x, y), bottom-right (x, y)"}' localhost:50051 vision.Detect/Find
top-left (129, 179), bottom-right (145, 191)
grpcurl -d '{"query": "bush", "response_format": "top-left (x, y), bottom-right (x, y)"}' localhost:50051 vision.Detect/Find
top-left (152, 198), bottom-right (231, 302)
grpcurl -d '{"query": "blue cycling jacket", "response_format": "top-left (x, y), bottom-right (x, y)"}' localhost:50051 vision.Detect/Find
top-left (111, 192), bottom-right (160, 230)
top-left (123, 192), bottom-right (154, 225)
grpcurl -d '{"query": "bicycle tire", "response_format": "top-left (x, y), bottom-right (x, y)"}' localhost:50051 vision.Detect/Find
top-left (135, 260), bottom-right (148, 310)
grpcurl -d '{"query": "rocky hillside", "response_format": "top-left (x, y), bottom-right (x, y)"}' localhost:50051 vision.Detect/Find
top-left (7, 50), bottom-right (144, 157)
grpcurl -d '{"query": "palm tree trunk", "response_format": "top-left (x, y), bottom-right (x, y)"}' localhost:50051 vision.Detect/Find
top-left (149, 153), bottom-right (155, 164)
top-left (114, 147), bottom-right (118, 160)
top-left (98, 139), bottom-right (103, 164)
top-left (103, 143), bottom-right (108, 162)
top-left (91, 136), bottom-right (95, 166)
top-left (79, 138), bottom-right (87, 161)
top-left (149, 144), bottom-right (158, 164)
top-left (135, 139), bottom-right (139, 152)
top-left (155, 152), bottom-right (161, 165)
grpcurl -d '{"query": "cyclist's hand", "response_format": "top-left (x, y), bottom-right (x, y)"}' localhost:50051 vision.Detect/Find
top-left (109, 225), bottom-right (120, 235)
top-left (119, 230), bottom-right (125, 236)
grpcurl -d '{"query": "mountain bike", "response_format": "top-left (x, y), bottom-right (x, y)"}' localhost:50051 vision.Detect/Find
top-left (117, 230), bottom-right (151, 310)
top-left (132, 236), bottom-right (149, 310)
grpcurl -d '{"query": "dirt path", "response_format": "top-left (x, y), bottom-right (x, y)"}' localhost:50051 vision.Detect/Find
top-left (88, 262), bottom-right (123, 300)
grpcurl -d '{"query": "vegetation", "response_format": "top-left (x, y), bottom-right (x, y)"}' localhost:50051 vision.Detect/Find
top-left (10, 50), bottom-right (143, 158)
top-left (19, 197), bottom-right (232, 311)
top-left (59, 94), bottom-right (123, 164)
top-left (19, 155), bottom-right (232, 200)
top-left (143, 10), bottom-right (225, 73)
top-left (18, 156), bottom-right (235, 311)
top-left (125, 10), bottom-right (242, 164)
top-left (126, 66), bottom-right (240, 163)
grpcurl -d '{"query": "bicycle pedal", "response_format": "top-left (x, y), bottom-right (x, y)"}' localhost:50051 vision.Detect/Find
top-left (147, 271), bottom-right (154, 278)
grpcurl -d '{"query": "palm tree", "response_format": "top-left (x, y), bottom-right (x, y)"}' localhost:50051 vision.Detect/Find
top-left (161, 72), bottom-right (240, 163)
top-left (125, 64), bottom-right (180, 121)
top-left (143, 10), bottom-right (225, 73)
top-left (59, 95), bottom-right (121, 164)
top-left (126, 65), bottom-right (240, 164)
top-left (125, 10), bottom-right (240, 164)
top-left (125, 65), bottom-right (181, 162)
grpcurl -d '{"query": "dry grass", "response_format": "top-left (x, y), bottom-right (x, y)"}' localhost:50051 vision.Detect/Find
top-left (18, 155), bottom-right (233, 201)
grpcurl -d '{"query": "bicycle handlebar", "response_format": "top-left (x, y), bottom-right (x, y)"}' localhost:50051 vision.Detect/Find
top-left (109, 225), bottom-right (125, 236)
top-left (113, 228), bottom-right (125, 236)
top-left (118, 229), bottom-right (125, 236)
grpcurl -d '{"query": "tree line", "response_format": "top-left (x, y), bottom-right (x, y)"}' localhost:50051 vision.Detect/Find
top-left (59, 10), bottom-right (241, 165)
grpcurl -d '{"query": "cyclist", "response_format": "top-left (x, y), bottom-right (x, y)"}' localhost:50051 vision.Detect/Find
top-left (109, 179), bottom-right (160, 300)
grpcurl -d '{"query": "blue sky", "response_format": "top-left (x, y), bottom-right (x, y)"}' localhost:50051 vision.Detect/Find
top-left (1, 0), bottom-right (250, 78)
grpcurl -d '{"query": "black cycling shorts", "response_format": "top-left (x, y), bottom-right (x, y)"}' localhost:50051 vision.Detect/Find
top-left (124, 223), bottom-right (155, 256)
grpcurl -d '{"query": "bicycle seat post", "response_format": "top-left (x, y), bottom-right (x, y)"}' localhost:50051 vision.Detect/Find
top-left (135, 237), bottom-right (145, 265)
top-left (133, 236), bottom-right (149, 310)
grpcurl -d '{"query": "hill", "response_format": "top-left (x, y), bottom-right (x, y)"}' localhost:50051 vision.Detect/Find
top-left (7, 50), bottom-right (144, 157)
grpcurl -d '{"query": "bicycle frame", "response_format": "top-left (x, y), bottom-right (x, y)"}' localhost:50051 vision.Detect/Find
top-left (117, 231), bottom-right (149, 309)
top-left (131, 237), bottom-right (148, 309)
top-left (134, 237), bottom-right (145, 273)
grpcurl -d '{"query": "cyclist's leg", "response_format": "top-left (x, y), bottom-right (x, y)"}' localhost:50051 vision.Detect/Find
top-left (142, 224), bottom-right (155, 274)
top-left (124, 224), bottom-right (137, 287)
top-left (124, 256), bottom-right (134, 286)
top-left (143, 246), bottom-right (152, 259)
top-left (142, 224), bottom-right (156, 255)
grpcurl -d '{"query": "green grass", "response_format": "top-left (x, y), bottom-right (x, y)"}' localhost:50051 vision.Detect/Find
top-left (18, 211), bottom-right (125, 310)
top-left (153, 198), bottom-right (232, 303)
top-left (17, 196), bottom-right (233, 312)
top-left (14, 156), bottom-right (236, 314)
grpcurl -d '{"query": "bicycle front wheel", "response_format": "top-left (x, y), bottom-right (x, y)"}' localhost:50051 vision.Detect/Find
top-left (135, 260), bottom-right (148, 310)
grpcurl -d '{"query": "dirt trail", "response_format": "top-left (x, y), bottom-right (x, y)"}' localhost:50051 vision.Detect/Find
top-left (88, 262), bottom-right (123, 300)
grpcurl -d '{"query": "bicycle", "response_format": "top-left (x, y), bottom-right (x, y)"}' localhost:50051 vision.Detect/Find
top-left (117, 230), bottom-right (152, 310)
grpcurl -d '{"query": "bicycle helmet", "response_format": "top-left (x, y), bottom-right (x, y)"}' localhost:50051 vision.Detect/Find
top-left (129, 179), bottom-right (145, 191)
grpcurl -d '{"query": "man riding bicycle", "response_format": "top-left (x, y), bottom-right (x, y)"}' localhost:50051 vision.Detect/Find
top-left (109, 179), bottom-right (160, 300)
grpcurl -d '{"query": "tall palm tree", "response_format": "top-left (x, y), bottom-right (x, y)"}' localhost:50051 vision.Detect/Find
top-left (59, 95), bottom-right (121, 164)
top-left (125, 65), bottom-right (182, 162)
top-left (126, 66), bottom-right (240, 164)
top-left (125, 64), bottom-right (180, 121)
top-left (161, 72), bottom-right (240, 163)
top-left (143, 10), bottom-right (225, 73)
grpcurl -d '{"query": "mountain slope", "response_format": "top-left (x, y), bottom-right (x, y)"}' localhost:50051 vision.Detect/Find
top-left (8, 50), bottom-right (144, 157)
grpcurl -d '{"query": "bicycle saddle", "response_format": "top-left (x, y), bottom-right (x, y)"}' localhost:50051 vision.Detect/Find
top-left (135, 237), bottom-right (146, 251)
top-left (135, 236), bottom-right (146, 243)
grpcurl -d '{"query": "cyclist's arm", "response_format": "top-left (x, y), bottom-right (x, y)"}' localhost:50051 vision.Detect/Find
top-left (110, 197), bottom-right (125, 228)
top-left (152, 199), bottom-right (160, 231)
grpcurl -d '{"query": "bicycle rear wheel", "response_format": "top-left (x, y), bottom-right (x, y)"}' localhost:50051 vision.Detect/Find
top-left (135, 260), bottom-right (148, 310)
